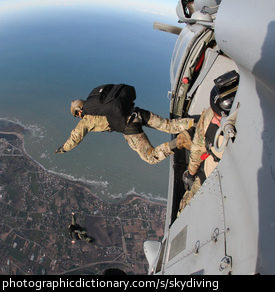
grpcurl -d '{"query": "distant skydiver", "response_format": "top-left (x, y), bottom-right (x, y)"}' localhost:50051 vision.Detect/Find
top-left (55, 84), bottom-right (194, 164)
top-left (68, 212), bottom-right (94, 244)
top-left (178, 70), bottom-right (239, 215)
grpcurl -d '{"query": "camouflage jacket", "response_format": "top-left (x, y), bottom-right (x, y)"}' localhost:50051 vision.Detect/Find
top-left (188, 107), bottom-right (224, 177)
top-left (63, 115), bottom-right (111, 152)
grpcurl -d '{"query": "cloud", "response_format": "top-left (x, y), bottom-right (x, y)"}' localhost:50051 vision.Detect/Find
top-left (137, 8), bottom-right (166, 16)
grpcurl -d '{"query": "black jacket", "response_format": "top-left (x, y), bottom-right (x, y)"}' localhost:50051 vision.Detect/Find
top-left (82, 84), bottom-right (136, 133)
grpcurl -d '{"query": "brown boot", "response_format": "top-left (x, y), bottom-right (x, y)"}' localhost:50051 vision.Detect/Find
top-left (176, 130), bottom-right (192, 150)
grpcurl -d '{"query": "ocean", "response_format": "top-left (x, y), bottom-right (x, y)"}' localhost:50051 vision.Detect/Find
top-left (0, 3), bottom-right (178, 202)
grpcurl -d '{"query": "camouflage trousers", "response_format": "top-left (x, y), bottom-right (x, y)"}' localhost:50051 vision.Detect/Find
top-left (124, 111), bottom-right (194, 164)
top-left (177, 176), bottom-right (201, 216)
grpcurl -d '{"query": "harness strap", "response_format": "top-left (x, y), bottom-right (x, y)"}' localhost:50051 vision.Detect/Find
top-left (204, 121), bottom-right (221, 162)
top-left (123, 122), bottom-right (143, 135)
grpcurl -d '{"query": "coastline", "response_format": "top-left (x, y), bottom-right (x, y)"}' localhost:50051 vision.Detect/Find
top-left (0, 123), bottom-right (167, 275)
top-left (0, 119), bottom-right (166, 207)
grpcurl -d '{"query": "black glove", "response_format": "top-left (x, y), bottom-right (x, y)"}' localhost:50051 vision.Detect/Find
top-left (55, 146), bottom-right (66, 154)
top-left (182, 170), bottom-right (195, 191)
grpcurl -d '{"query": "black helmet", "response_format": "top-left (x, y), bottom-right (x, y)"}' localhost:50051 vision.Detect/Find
top-left (210, 70), bottom-right (239, 116)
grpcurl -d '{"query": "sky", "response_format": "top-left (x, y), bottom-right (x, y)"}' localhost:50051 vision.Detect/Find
top-left (0, 0), bottom-right (179, 21)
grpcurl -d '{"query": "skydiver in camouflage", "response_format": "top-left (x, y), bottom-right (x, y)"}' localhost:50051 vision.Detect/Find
top-left (55, 84), bottom-right (194, 164)
top-left (68, 212), bottom-right (94, 244)
top-left (177, 70), bottom-right (239, 215)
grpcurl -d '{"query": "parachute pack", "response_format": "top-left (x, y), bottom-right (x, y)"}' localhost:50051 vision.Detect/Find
top-left (82, 84), bottom-right (136, 133)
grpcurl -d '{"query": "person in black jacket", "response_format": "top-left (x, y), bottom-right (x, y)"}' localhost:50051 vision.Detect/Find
top-left (55, 84), bottom-right (195, 164)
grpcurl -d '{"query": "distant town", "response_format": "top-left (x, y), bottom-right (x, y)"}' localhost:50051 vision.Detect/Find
top-left (0, 121), bottom-right (166, 275)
